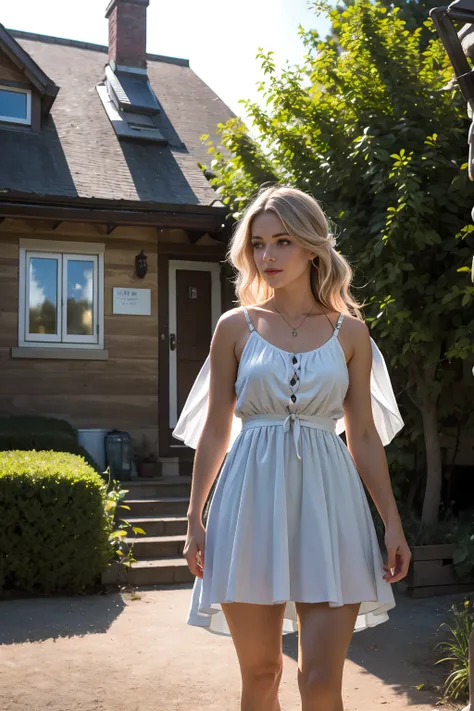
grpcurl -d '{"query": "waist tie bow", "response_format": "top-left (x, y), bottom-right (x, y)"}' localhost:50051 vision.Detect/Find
top-left (241, 413), bottom-right (337, 460)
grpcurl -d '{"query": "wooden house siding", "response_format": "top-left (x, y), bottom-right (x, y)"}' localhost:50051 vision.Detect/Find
top-left (0, 218), bottom-right (160, 449)
top-left (0, 218), bottom-right (232, 457)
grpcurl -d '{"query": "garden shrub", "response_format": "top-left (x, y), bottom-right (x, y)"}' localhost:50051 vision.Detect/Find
top-left (0, 450), bottom-right (111, 595)
top-left (0, 416), bottom-right (102, 474)
top-left (0, 415), bottom-right (76, 436)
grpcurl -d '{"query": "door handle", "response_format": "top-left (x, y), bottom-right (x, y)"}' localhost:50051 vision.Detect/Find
top-left (170, 333), bottom-right (177, 351)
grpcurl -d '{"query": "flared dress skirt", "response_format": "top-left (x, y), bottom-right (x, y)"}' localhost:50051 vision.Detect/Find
top-left (185, 309), bottom-right (396, 636)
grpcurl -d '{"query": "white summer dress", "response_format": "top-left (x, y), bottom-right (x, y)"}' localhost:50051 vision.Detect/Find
top-left (173, 307), bottom-right (404, 637)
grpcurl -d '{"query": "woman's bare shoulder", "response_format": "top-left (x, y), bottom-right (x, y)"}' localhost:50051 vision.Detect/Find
top-left (220, 305), bottom-right (246, 320)
top-left (341, 313), bottom-right (369, 337)
top-left (216, 306), bottom-right (247, 330)
top-left (338, 313), bottom-right (370, 364)
top-left (211, 307), bottom-right (247, 347)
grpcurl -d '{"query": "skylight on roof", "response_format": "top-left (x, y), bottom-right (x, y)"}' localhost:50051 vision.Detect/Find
top-left (96, 83), bottom-right (167, 144)
top-left (105, 65), bottom-right (160, 115)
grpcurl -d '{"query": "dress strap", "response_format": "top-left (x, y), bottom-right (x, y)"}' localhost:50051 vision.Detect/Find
top-left (334, 312), bottom-right (344, 334)
top-left (242, 306), bottom-right (255, 332)
top-left (325, 311), bottom-right (344, 335)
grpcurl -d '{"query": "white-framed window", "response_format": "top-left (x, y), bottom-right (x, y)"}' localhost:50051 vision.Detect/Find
top-left (0, 85), bottom-right (32, 125)
top-left (19, 239), bottom-right (105, 349)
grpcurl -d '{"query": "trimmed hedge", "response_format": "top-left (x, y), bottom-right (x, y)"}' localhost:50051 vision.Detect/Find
top-left (0, 450), bottom-right (110, 594)
top-left (0, 415), bottom-right (76, 436)
top-left (0, 416), bottom-right (102, 474)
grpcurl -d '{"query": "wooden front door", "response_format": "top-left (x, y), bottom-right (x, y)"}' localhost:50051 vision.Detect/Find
top-left (161, 259), bottom-right (222, 458)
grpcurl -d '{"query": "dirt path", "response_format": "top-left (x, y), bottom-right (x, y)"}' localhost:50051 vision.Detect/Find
top-left (0, 583), bottom-right (466, 710)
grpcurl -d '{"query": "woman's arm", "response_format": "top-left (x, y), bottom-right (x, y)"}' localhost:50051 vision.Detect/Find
top-left (186, 312), bottom-right (239, 525)
top-left (342, 318), bottom-right (411, 583)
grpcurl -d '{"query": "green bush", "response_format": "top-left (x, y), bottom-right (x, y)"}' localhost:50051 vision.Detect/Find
top-left (434, 598), bottom-right (474, 704)
top-left (0, 450), bottom-right (111, 595)
top-left (0, 416), bottom-right (102, 474)
top-left (0, 432), bottom-right (101, 474)
top-left (0, 415), bottom-right (76, 436)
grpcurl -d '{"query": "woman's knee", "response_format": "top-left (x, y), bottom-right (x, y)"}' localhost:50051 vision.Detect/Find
top-left (297, 666), bottom-right (341, 703)
top-left (242, 659), bottom-right (283, 688)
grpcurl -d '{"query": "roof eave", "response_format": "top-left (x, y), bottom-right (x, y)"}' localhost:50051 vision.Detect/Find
top-left (0, 191), bottom-right (231, 234)
top-left (0, 24), bottom-right (60, 114)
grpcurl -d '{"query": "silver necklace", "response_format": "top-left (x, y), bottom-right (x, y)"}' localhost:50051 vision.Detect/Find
top-left (272, 299), bottom-right (316, 337)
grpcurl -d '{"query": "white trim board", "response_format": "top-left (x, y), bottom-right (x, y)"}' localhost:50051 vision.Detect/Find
top-left (20, 238), bottom-right (105, 253)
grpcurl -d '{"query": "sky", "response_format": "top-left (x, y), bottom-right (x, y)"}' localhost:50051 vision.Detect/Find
top-left (2, 0), bottom-right (329, 116)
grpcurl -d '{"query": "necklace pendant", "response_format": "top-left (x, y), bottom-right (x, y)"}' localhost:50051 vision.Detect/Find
top-left (292, 329), bottom-right (297, 337)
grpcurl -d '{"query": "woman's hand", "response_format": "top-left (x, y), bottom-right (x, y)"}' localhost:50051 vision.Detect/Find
top-left (383, 520), bottom-right (412, 584)
top-left (183, 519), bottom-right (206, 579)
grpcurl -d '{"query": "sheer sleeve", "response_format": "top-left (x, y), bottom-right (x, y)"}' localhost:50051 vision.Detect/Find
top-left (334, 337), bottom-right (404, 445)
top-left (171, 355), bottom-right (242, 452)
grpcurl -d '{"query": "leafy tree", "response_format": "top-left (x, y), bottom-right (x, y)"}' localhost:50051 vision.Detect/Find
top-left (204, 0), bottom-right (474, 525)
top-left (330, 0), bottom-right (442, 48)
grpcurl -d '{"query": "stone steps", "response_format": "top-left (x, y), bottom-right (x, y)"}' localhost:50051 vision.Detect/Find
top-left (124, 534), bottom-right (186, 558)
top-left (101, 557), bottom-right (195, 585)
top-left (125, 496), bottom-right (190, 517)
top-left (126, 515), bottom-right (188, 537)
top-left (128, 558), bottom-right (193, 585)
top-left (123, 477), bottom-right (192, 499)
top-left (102, 475), bottom-right (195, 586)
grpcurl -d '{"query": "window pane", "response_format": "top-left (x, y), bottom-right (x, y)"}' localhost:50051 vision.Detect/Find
top-left (29, 258), bottom-right (58, 334)
top-left (66, 260), bottom-right (95, 336)
top-left (0, 89), bottom-right (27, 120)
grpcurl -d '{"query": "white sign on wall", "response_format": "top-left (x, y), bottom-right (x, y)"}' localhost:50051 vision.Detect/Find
top-left (113, 287), bottom-right (151, 316)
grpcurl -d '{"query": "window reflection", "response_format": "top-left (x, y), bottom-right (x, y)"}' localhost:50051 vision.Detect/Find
top-left (0, 89), bottom-right (27, 120)
top-left (67, 260), bottom-right (94, 336)
top-left (28, 258), bottom-right (58, 334)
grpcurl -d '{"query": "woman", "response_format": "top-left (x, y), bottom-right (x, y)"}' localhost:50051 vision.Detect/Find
top-left (173, 185), bottom-right (411, 711)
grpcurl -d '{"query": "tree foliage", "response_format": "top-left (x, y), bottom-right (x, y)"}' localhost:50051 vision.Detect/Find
top-left (331, 0), bottom-right (442, 48)
top-left (204, 0), bottom-right (474, 525)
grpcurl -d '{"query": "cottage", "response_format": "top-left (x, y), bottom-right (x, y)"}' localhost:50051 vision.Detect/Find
top-left (0, 0), bottom-right (236, 475)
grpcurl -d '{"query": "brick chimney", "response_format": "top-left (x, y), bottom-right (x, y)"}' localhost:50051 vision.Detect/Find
top-left (105, 0), bottom-right (150, 70)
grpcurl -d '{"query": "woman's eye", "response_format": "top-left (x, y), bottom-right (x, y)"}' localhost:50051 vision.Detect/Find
top-left (251, 239), bottom-right (290, 248)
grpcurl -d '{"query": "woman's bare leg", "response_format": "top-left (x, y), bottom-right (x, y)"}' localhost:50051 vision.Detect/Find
top-left (221, 602), bottom-right (286, 711)
top-left (295, 601), bottom-right (361, 711)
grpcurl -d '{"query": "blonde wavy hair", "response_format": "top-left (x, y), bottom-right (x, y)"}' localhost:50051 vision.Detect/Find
top-left (227, 185), bottom-right (365, 320)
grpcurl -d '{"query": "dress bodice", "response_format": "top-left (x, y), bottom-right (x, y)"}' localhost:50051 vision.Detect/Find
top-left (234, 307), bottom-right (349, 425)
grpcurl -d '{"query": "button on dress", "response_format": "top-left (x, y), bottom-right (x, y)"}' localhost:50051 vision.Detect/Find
top-left (174, 307), bottom-right (402, 637)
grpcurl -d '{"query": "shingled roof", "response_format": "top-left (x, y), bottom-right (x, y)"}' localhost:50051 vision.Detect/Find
top-left (0, 30), bottom-right (235, 207)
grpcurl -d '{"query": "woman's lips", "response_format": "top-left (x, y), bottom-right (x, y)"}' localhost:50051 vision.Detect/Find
top-left (264, 269), bottom-right (282, 275)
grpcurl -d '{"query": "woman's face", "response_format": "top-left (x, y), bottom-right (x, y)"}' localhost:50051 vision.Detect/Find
top-left (250, 210), bottom-right (315, 288)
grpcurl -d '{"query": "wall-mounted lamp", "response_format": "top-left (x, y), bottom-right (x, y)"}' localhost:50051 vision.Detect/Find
top-left (135, 249), bottom-right (148, 279)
